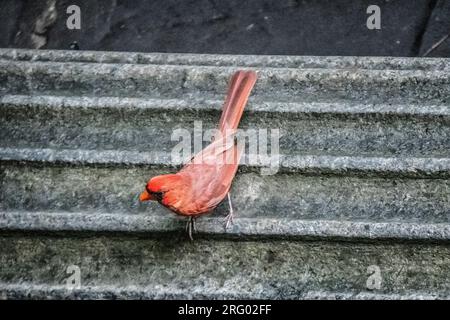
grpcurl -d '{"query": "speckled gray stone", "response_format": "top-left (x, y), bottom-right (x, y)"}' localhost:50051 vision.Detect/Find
top-left (1, 49), bottom-right (450, 105)
top-left (0, 49), bottom-right (449, 299)
top-left (1, 212), bottom-right (449, 242)
top-left (0, 235), bottom-right (449, 299)
top-left (0, 163), bottom-right (449, 225)
top-left (1, 49), bottom-right (450, 71)
top-left (1, 94), bottom-right (449, 177)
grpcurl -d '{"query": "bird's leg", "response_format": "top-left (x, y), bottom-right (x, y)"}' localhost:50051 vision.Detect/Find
top-left (224, 192), bottom-right (235, 229)
top-left (185, 218), bottom-right (190, 232)
top-left (186, 217), bottom-right (193, 241)
top-left (192, 217), bottom-right (198, 234)
top-left (186, 216), bottom-right (197, 241)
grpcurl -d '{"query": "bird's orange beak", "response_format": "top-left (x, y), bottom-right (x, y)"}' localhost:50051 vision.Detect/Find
top-left (139, 190), bottom-right (153, 202)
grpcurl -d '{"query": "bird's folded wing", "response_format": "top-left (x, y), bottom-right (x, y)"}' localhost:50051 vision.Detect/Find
top-left (186, 130), bottom-right (240, 166)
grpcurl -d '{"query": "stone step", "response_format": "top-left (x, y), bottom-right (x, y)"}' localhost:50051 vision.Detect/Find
top-left (1, 94), bottom-right (449, 177)
top-left (1, 51), bottom-right (450, 104)
top-left (0, 161), bottom-right (448, 239)
top-left (1, 211), bottom-right (449, 241)
top-left (1, 49), bottom-right (450, 71)
top-left (2, 148), bottom-right (449, 177)
top-left (0, 234), bottom-right (449, 299)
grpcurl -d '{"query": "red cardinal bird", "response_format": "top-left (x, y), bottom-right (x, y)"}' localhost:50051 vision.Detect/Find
top-left (139, 70), bottom-right (257, 239)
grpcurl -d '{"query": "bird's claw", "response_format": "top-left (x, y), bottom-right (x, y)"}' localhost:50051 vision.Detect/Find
top-left (224, 212), bottom-right (234, 230)
top-left (224, 192), bottom-right (235, 230)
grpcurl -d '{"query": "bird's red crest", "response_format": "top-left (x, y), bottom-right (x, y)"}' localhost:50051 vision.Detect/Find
top-left (147, 174), bottom-right (181, 193)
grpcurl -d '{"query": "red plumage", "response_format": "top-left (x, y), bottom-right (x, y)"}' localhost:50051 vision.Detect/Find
top-left (140, 70), bottom-right (257, 237)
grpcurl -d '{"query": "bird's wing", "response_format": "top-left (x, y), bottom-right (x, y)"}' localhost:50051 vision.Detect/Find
top-left (180, 132), bottom-right (243, 211)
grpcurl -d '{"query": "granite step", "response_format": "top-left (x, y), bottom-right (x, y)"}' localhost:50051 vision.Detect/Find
top-left (0, 161), bottom-right (449, 241)
top-left (0, 234), bottom-right (449, 299)
top-left (1, 50), bottom-right (450, 105)
top-left (1, 94), bottom-right (449, 177)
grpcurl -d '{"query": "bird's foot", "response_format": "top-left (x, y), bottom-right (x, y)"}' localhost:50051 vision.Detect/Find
top-left (224, 192), bottom-right (235, 230)
top-left (186, 216), bottom-right (197, 241)
top-left (224, 212), bottom-right (234, 230)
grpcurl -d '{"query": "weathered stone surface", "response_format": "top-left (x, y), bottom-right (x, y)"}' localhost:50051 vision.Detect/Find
top-left (0, 163), bottom-right (449, 227)
top-left (1, 57), bottom-right (450, 104)
top-left (1, 95), bottom-right (449, 159)
top-left (0, 235), bottom-right (449, 299)
top-left (2, 49), bottom-right (450, 70)
top-left (0, 49), bottom-right (449, 299)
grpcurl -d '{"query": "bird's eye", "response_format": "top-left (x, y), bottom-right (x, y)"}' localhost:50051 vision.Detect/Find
top-left (152, 191), bottom-right (164, 202)
top-left (146, 186), bottom-right (164, 202)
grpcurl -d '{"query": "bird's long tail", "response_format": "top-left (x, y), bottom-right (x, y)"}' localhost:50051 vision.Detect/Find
top-left (218, 70), bottom-right (257, 134)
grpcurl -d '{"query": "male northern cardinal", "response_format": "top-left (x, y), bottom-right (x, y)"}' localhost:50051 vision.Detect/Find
top-left (139, 70), bottom-right (257, 240)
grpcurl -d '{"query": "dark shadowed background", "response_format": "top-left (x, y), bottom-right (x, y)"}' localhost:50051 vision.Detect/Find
top-left (0, 0), bottom-right (449, 57)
